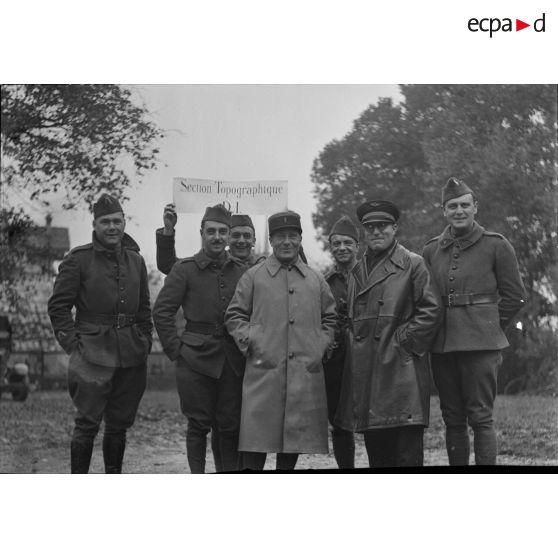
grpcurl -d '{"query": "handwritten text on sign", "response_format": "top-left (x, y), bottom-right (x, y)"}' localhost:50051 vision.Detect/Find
top-left (173, 178), bottom-right (288, 215)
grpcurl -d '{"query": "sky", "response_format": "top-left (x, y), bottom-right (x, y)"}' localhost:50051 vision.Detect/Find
top-left (21, 84), bottom-right (402, 270)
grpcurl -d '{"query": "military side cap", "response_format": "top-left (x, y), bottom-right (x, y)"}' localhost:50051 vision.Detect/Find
top-left (356, 200), bottom-right (400, 224)
top-left (202, 204), bottom-right (232, 227)
top-left (231, 214), bottom-right (255, 230)
top-left (93, 194), bottom-right (123, 218)
top-left (268, 210), bottom-right (302, 235)
top-left (442, 177), bottom-right (475, 205)
top-left (328, 216), bottom-right (359, 242)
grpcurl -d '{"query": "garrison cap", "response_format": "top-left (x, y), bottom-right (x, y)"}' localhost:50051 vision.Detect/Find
top-left (268, 211), bottom-right (302, 236)
top-left (231, 214), bottom-right (255, 230)
top-left (93, 194), bottom-right (124, 219)
top-left (328, 216), bottom-right (359, 242)
top-left (356, 200), bottom-right (400, 224)
top-left (442, 177), bottom-right (475, 205)
top-left (202, 204), bottom-right (232, 227)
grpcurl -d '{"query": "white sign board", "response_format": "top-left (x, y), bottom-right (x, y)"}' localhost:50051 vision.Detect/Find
top-left (173, 178), bottom-right (288, 215)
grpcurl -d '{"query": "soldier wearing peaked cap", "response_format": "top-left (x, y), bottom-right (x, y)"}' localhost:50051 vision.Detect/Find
top-left (423, 177), bottom-right (526, 466)
top-left (153, 205), bottom-right (247, 473)
top-left (154, 204), bottom-right (264, 472)
top-left (322, 216), bottom-right (360, 469)
top-left (225, 210), bottom-right (337, 471)
top-left (335, 200), bottom-right (440, 468)
top-left (48, 194), bottom-right (153, 473)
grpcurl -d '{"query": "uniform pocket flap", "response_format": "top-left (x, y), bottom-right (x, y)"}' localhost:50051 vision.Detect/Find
top-left (181, 331), bottom-right (207, 347)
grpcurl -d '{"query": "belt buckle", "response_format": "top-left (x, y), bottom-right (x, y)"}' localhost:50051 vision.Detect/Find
top-left (116, 313), bottom-right (127, 329)
top-left (447, 294), bottom-right (454, 307)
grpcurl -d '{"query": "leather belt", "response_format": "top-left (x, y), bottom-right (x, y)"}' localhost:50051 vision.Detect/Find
top-left (184, 320), bottom-right (225, 338)
top-left (441, 293), bottom-right (498, 308)
top-left (76, 312), bottom-right (136, 329)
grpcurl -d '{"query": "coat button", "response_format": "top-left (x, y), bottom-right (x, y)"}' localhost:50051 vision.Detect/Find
top-left (288, 352), bottom-right (294, 359)
top-left (289, 318), bottom-right (294, 324)
top-left (449, 277), bottom-right (455, 281)
top-left (378, 300), bottom-right (384, 306)
top-left (289, 288), bottom-right (294, 294)
top-left (449, 288), bottom-right (455, 293)
top-left (355, 335), bottom-right (362, 341)
top-left (120, 287), bottom-right (125, 291)
top-left (453, 253), bottom-right (459, 259)
top-left (221, 296), bottom-right (226, 301)
top-left (374, 335), bottom-right (381, 340)
top-left (120, 299), bottom-right (125, 303)
top-left (220, 283), bottom-right (225, 288)
top-left (451, 265), bottom-right (457, 270)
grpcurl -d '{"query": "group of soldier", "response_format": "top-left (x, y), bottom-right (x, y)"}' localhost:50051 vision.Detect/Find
top-left (47, 176), bottom-right (526, 473)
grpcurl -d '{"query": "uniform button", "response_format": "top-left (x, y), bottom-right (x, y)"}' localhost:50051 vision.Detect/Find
top-left (120, 287), bottom-right (125, 291)
top-left (378, 300), bottom-right (384, 306)
top-left (289, 318), bottom-right (294, 324)
top-left (220, 283), bottom-right (225, 288)
top-left (449, 277), bottom-right (455, 281)
top-left (221, 296), bottom-right (226, 301)
top-left (289, 288), bottom-right (294, 294)
top-left (355, 335), bottom-right (362, 341)
top-left (451, 265), bottom-right (457, 270)
top-left (120, 299), bottom-right (125, 303)
top-left (287, 266), bottom-right (292, 271)
top-left (288, 352), bottom-right (294, 359)
top-left (449, 288), bottom-right (455, 293)
top-left (453, 253), bottom-right (459, 259)
top-left (374, 335), bottom-right (381, 340)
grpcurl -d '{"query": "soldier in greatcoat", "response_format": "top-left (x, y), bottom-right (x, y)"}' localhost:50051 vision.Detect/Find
top-left (225, 211), bottom-right (337, 471)
top-left (322, 216), bottom-right (359, 469)
top-left (335, 200), bottom-right (440, 467)
top-left (48, 194), bottom-right (153, 473)
top-left (154, 204), bottom-right (262, 471)
top-left (152, 205), bottom-right (246, 473)
top-left (423, 178), bottom-right (526, 465)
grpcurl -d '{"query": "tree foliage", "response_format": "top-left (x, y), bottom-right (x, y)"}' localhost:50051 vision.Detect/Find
top-left (1, 84), bottom-right (164, 209)
top-left (312, 85), bottom-right (557, 393)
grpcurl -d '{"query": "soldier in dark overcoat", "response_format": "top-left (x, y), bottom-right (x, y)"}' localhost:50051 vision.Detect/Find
top-left (335, 201), bottom-right (440, 468)
top-left (48, 194), bottom-right (153, 473)
top-left (322, 216), bottom-right (359, 469)
top-left (152, 205), bottom-right (246, 473)
top-left (423, 178), bottom-right (526, 465)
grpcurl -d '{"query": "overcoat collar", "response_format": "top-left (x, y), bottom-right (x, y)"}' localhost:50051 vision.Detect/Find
top-left (92, 232), bottom-right (140, 253)
top-left (439, 221), bottom-right (484, 251)
top-left (265, 253), bottom-right (307, 277)
top-left (193, 249), bottom-right (231, 270)
top-left (352, 241), bottom-right (406, 296)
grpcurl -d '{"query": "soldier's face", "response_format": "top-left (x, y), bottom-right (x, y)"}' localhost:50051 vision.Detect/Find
top-left (93, 211), bottom-right (125, 247)
top-left (229, 226), bottom-right (255, 261)
top-left (201, 220), bottom-right (229, 257)
top-left (270, 229), bottom-right (302, 264)
top-left (443, 193), bottom-right (477, 235)
top-left (330, 234), bottom-right (358, 266)
top-left (363, 221), bottom-right (397, 254)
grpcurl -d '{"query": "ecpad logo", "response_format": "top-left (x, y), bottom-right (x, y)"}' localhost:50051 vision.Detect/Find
top-left (468, 13), bottom-right (546, 37)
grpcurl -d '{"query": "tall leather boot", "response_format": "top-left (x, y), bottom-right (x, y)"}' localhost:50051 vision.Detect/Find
top-left (473, 426), bottom-right (497, 465)
top-left (186, 432), bottom-right (207, 474)
top-left (103, 432), bottom-right (126, 474)
top-left (219, 432), bottom-right (240, 472)
top-left (446, 426), bottom-right (470, 466)
top-left (211, 429), bottom-right (223, 472)
top-left (332, 429), bottom-right (355, 469)
top-left (71, 439), bottom-right (94, 474)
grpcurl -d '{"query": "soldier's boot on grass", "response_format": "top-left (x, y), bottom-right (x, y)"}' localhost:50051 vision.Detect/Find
top-left (186, 433), bottom-right (207, 474)
top-left (211, 429), bottom-right (223, 472)
top-left (332, 429), bottom-right (355, 469)
top-left (446, 426), bottom-right (470, 466)
top-left (219, 432), bottom-right (240, 472)
top-left (71, 439), bottom-right (94, 474)
top-left (103, 431), bottom-right (126, 473)
top-left (473, 426), bottom-right (497, 465)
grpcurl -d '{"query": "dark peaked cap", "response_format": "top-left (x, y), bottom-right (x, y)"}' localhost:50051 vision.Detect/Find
top-left (442, 177), bottom-right (475, 205)
top-left (329, 216), bottom-right (359, 241)
top-left (231, 214), bottom-right (255, 230)
top-left (93, 194), bottom-right (124, 219)
top-left (356, 200), bottom-right (400, 224)
top-left (202, 204), bottom-right (232, 227)
top-left (268, 211), bottom-right (302, 235)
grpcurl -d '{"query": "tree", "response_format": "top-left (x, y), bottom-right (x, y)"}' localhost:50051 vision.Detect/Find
top-left (312, 84), bottom-right (557, 393)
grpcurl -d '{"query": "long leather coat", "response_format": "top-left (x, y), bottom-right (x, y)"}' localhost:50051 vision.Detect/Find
top-left (225, 254), bottom-right (337, 454)
top-left (335, 242), bottom-right (440, 432)
top-left (48, 233), bottom-right (153, 368)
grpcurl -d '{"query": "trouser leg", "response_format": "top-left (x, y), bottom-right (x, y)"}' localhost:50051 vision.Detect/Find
top-left (432, 353), bottom-right (470, 466)
top-left (211, 428), bottom-right (223, 472)
top-left (394, 426), bottom-right (425, 467)
top-left (176, 359), bottom-right (217, 474)
top-left (364, 429), bottom-right (397, 468)
top-left (276, 453), bottom-right (299, 471)
top-left (215, 360), bottom-right (243, 472)
top-left (68, 351), bottom-right (111, 473)
top-left (239, 452), bottom-right (267, 471)
top-left (332, 428), bottom-right (355, 469)
top-left (460, 351), bottom-right (500, 465)
top-left (103, 362), bottom-right (147, 474)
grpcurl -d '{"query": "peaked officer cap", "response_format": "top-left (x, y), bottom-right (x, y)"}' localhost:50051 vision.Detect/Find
top-left (442, 177), bottom-right (475, 205)
top-left (231, 214), bottom-right (255, 230)
top-left (93, 194), bottom-right (124, 219)
top-left (202, 204), bottom-right (232, 227)
top-left (268, 211), bottom-right (302, 235)
top-left (356, 200), bottom-right (400, 224)
top-left (328, 216), bottom-right (359, 242)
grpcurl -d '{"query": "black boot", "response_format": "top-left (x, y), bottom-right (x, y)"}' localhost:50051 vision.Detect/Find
top-left (102, 432), bottom-right (126, 474)
top-left (219, 432), bottom-right (240, 472)
top-left (186, 432), bottom-right (207, 474)
top-left (332, 429), bottom-right (355, 469)
top-left (71, 439), bottom-right (94, 474)
top-left (211, 429), bottom-right (223, 472)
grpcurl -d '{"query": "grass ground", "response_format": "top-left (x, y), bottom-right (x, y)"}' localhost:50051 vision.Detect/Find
top-left (1, 390), bottom-right (556, 472)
